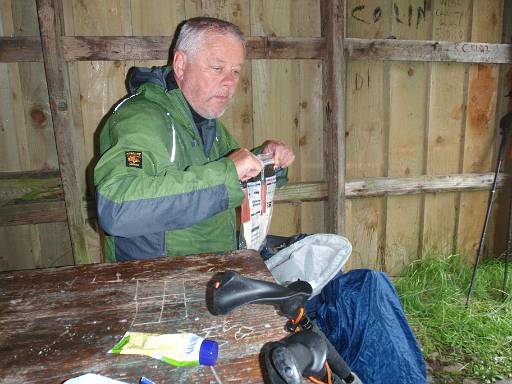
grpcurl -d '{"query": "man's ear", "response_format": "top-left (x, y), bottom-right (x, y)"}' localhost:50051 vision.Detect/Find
top-left (173, 50), bottom-right (187, 82)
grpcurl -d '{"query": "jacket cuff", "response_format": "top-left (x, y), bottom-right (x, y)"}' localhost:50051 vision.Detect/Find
top-left (223, 158), bottom-right (244, 208)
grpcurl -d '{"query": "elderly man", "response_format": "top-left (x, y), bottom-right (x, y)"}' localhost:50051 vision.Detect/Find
top-left (94, 17), bottom-right (294, 262)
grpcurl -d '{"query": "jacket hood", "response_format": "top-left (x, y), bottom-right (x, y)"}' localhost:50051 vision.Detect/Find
top-left (127, 66), bottom-right (172, 94)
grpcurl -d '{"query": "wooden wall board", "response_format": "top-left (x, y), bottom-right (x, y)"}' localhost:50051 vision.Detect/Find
top-left (269, 202), bottom-right (301, 236)
top-left (296, 3), bottom-right (323, 234)
top-left (423, 0), bottom-right (471, 255)
top-left (346, 0), bottom-right (389, 39)
top-left (384, 0), bottom-right (430, 275)
top-left (0, 3), bottom-right (31, 170)
top-left (0, 225), bottom-right (35, 270)
top-left (37, 0), bottom-right (89, 264)
top-left (457, 0), bottom-right (503, 262)
top-left (345, 0), bottom-right (389, 270)
top-left (0, 1), bottom-right (31, 272)
top-left (0, 0), bottom-right (73, 272)
top-left (423, 61), bottom-right (466, 253)
top-left (320, 0), bottom-right (345, 234)
top-left (17, 62), bottom-right (58, 170)
top-left (0, 63), bottom-right (23, 171)
top-left (299, 60), bottom-right (325, 234)
top-left (35, 221), bottom-right (74, 268)
top-left (131, 0), bottom-right (185, 37)
top-left (186, 0), bottom-right (250, 34)
top-left (345, 197), bottom-right (385, 269)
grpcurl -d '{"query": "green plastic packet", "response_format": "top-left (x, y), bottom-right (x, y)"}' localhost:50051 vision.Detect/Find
top-left (109, 331), bottom-right (218, 367)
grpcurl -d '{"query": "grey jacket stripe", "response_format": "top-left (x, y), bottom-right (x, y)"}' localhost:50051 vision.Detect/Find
top-left (115, 232), bottom-right (165, 261)
top-left (97, 185), bottom-right (229, 238)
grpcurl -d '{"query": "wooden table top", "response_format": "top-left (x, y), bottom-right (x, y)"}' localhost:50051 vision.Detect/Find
top-left (0, 250), bottom-right (289, 384)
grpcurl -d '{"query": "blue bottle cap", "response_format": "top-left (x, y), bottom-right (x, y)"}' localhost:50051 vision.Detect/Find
top-left (198, 339), bottom-right (218, 366)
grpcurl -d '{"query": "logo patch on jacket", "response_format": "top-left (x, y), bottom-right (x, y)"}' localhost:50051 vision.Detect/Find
top-left (125, 151), bottom-right (142, 168)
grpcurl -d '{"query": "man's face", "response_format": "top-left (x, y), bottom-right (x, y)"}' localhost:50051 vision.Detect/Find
top-left (173, 32), bottom-right (244, 119)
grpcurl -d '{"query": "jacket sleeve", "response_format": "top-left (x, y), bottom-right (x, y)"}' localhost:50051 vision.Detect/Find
top-left (94, 102), bottom-right (244, 238)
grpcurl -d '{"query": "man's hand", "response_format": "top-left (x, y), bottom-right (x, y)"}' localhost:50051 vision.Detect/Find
top-left (228, 148), bottom-right (263, 182)
top-left (262, 140), bottom-right (295, 168)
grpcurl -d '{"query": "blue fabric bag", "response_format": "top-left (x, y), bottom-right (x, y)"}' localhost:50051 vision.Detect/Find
top-left (307, 269), bottom-right (427, 384)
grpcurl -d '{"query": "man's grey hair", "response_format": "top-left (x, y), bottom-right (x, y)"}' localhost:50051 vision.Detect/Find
top-left (174, 17), bottom-right (245, 58)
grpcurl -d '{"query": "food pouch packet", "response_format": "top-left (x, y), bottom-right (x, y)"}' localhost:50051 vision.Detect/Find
top-left (239, 153), bottom-right (276, 252)
top-left (109, 332), bottom-right (218, 367)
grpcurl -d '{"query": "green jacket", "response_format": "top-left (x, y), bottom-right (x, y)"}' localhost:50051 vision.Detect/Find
top-left (94, 66), bottom-right (245, 261)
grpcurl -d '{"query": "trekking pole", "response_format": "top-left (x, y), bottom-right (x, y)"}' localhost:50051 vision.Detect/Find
top-left (503, 112), bottom-right (512, 299)
top-left (503, 186), bottom-right (512, 299)
top-left (466, 111), bottom-right (512, 307)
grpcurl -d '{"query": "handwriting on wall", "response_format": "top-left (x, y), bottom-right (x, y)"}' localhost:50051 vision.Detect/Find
top-left (351, 1), bottom-right (427, 28)
top-left (433, 0), bottom-right (467, 41)
top-left (354, 68), bottom-right (371, 91)
top-left (456, 43), bottom-right (490, 54)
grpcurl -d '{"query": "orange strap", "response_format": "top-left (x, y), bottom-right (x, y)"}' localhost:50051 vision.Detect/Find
top-left (291, 307), bottom-right (304, 325)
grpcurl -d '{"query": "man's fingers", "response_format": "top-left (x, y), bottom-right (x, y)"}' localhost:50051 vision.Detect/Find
top-left (276, 150), bottom-right (295, 168)
top-left (228, 148), bottom-right (263, 181)
top-left (261, 140), bottom-right (295, 168)
top-left (240, 167), bottom-right (261, 182)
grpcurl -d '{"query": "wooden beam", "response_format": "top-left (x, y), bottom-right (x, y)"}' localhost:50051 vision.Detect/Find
top-left (60, 36), bottom-right (325, 61)
top-left (321, 0), bottom-right (346, 234)
top-left (0, 201), bottom-right (66, 226)
top-left (275, 182), bottom-right (328, 203)
top-left (0, 171), bottom-right (62, 203)
top-left (245, 37), bottom-right (325, 60)
top-left (36, 0), bottom-right (90, 264)
top-left (344, 173), bottom-right (506, 198)
top-left (3, 35), bottom-right (512, 64)
top-left (61, 36), bottom-right (172, 61)
top-left (0, 172), bottom-right (505, 226)
top-left (345, 38), bottom-right (512, 64)
top-left (279, 173), bottom-right (507, 200)
top-left (0, 37), bottom-right (43, 62)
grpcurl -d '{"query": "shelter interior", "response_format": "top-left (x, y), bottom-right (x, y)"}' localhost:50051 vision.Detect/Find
top-left (1, 0), bottom-right (511, 274)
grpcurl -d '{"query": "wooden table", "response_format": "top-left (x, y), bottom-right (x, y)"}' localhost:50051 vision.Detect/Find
top-left (0, 250), bottom-right (289, 383)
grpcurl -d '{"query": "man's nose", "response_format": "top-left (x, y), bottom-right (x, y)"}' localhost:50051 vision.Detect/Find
top-left (221, 72), bottom-right (238, 88)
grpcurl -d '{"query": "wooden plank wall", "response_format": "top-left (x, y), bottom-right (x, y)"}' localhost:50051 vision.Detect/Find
top-left (0, 0), bottom-right (73, 270)
top-left (344, 0), bottom-right (508, 273)
top-left (0, 0), bottom-right (510, 274)
top-left (0, 0), bottom-right (325, 270)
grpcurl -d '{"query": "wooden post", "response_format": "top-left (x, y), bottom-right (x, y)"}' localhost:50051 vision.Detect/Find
top-left (36, 0), bottom-right (90, 264)
top-left (321, 0), bottom-right (346, 234)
